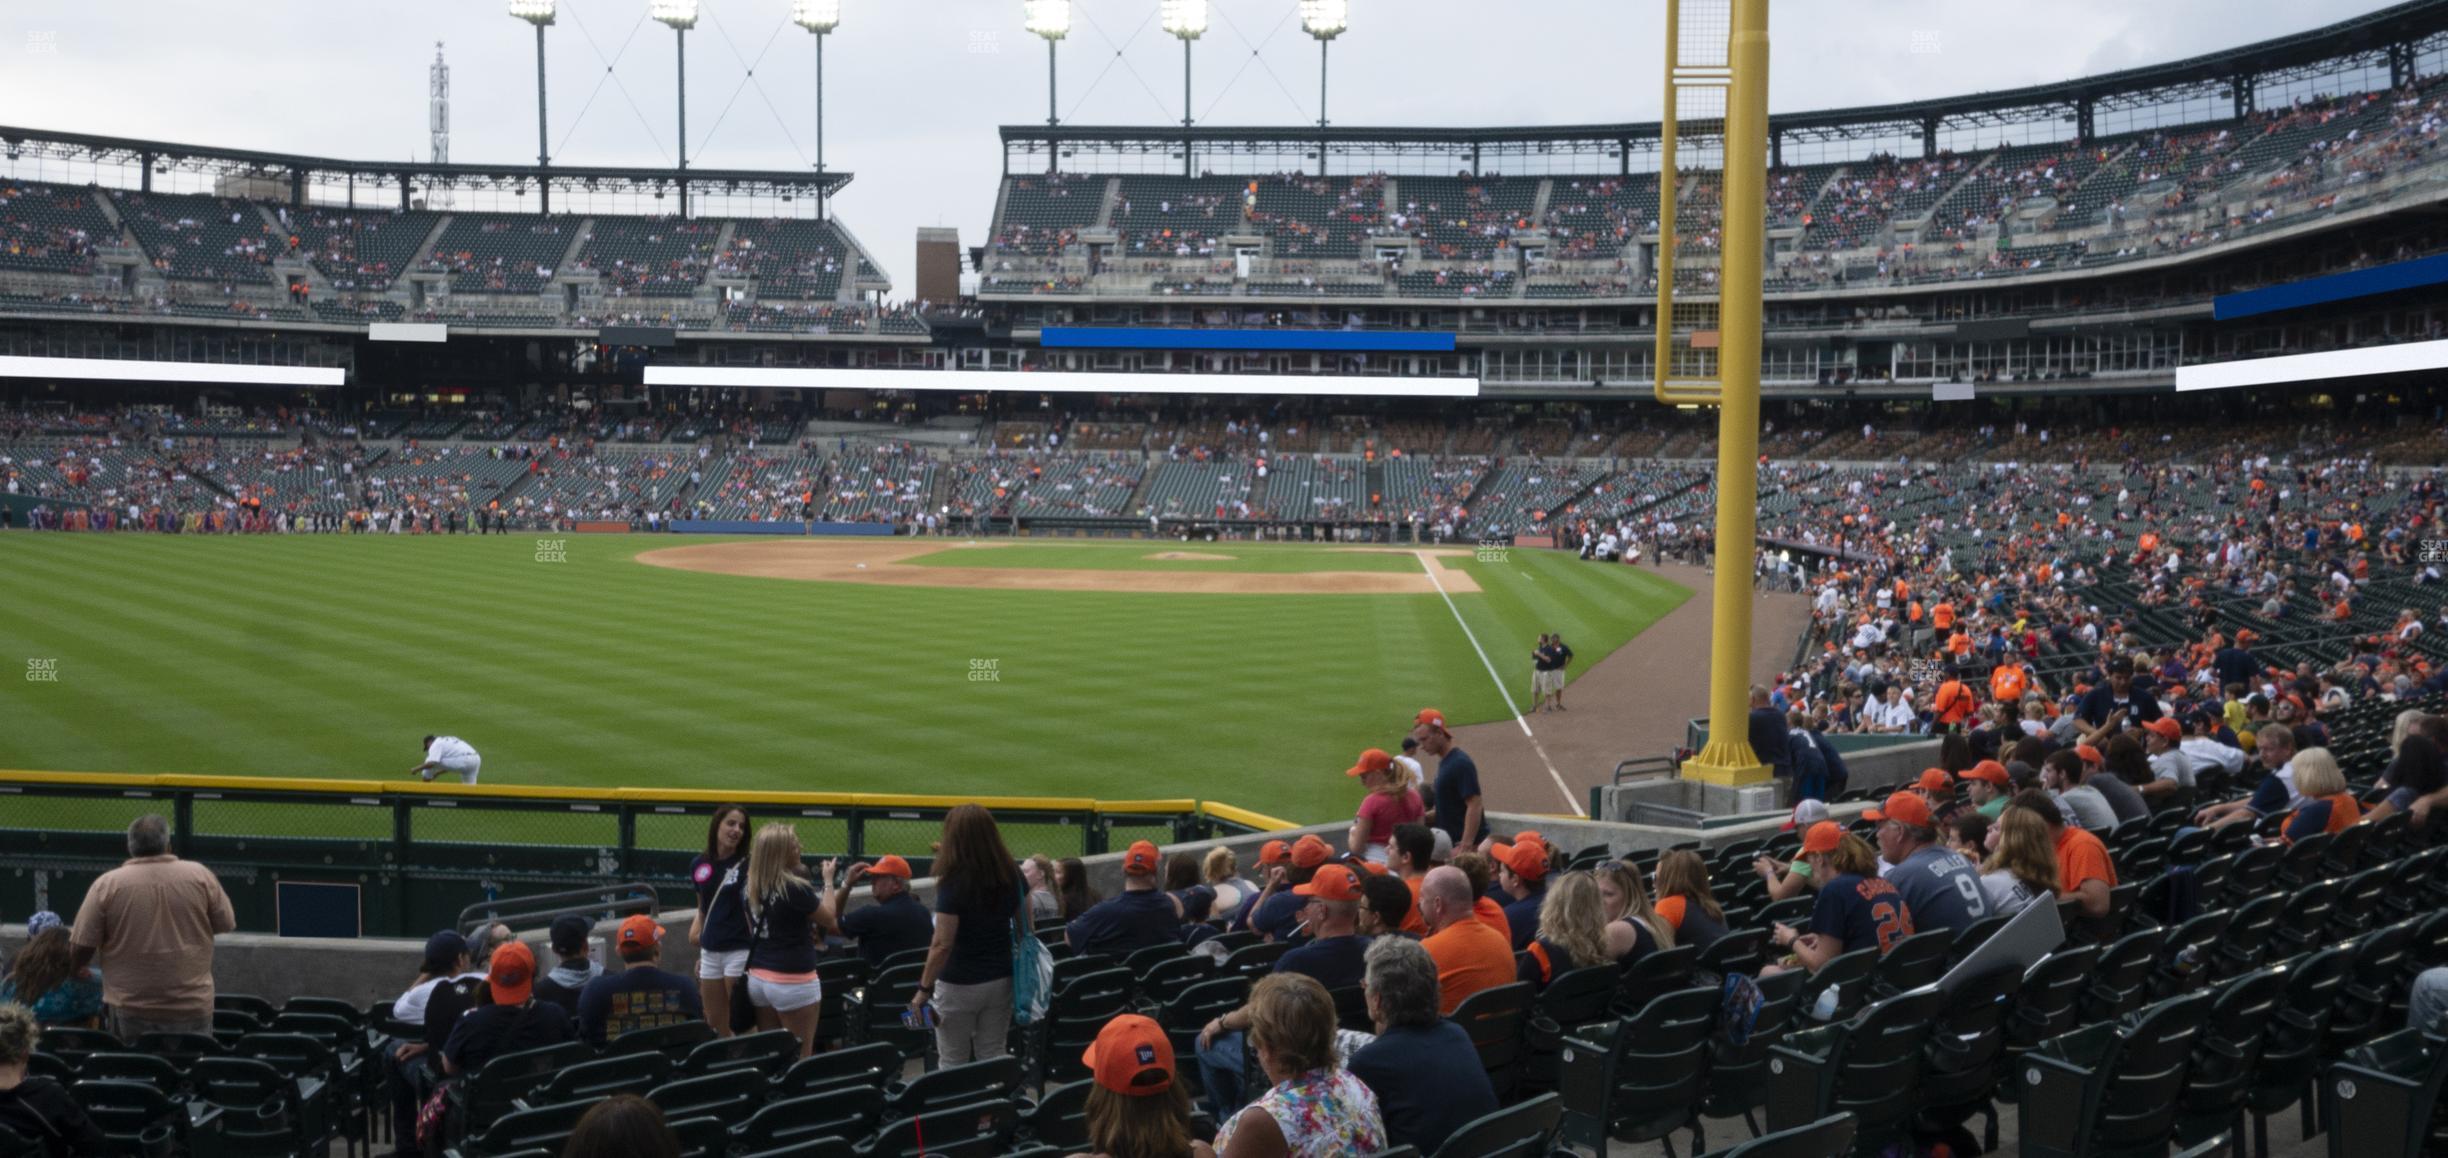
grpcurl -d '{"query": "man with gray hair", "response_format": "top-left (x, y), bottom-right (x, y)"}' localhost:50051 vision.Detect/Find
top-left (69, 814), bottom-right (235, 1038)
top-left (1346, 936), bottom-right (1498, 1154)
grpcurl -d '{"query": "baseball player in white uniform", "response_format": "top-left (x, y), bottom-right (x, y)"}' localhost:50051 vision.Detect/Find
top-left (413, 735), bottom-right (483, 784)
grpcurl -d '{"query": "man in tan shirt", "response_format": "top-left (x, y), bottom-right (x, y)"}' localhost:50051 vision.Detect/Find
top-left (69, 814), bottom-right (236, 1038)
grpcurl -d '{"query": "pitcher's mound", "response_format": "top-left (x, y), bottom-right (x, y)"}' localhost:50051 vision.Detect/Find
top-left (1146, 551), bottom-right (1235, 561)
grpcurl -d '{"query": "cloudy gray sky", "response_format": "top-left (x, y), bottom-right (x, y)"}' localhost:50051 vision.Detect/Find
top-left (0, 0), bottom-right (2403, 288)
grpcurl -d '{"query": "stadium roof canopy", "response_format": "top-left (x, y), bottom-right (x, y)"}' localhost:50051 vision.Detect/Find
top-left (1001, 0), bottom-right (2448, 172)
top-left (0, 124), bottom-right (848, 216)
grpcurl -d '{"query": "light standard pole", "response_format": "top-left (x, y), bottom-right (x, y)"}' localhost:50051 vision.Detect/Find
top-left (1024, 1), bottom-right (1071, 128)
top-left (651, 0), bottom-right (698, 215)
top-left (1298, 0), bottom-right (1346, 176)
top-left (792, 0), bottom-right (841, 217)
top-left (1161, 0), bottom-right (1207, 178)
top-left (508, 0), bottom-right (556, 171)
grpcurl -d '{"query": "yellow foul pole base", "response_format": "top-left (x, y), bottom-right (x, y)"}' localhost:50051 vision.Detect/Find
top-left (1676, 0), bottom-right (1772, 788)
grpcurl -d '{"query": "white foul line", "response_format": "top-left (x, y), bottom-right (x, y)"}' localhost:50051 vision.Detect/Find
top-left (1415, 552), bottom-right (1587, 817)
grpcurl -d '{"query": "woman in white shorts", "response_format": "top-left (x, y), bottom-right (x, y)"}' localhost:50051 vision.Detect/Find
top-left (742, 822), bottom-right (834, 1057)
top-left (689, 805), bottom-right (753, 1034)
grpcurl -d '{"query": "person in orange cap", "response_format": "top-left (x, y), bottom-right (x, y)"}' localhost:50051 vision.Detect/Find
top-left (441, 940), bottom-right (572, 1076)
top-left (2137, 716), bottom-right (2194, 804)
top-left (1068, 841), bottom-right (1182, 959)
top-left (1412, 707), bottom-right (1483, 850)
top-left (575, 915), bottom-right (703, 1046)
top-left (1961, 759), bottom-right (2014, 819)
top-left (1867, 791), bottom-right (1989, 933)
top-left (828, 854), bottom-right (931, 971)
top-left (1247, 835), bottom-right (1335, 943)
top-left (1193, 864), bottom-right (1372, 1115)
top-left (1763, 821), bottom-right (1911, 977)
top-left (1345, 747), bottom-right (1423, 866)
top-left (1487, 835), bottom-right (1550, 952)
top-left (1082, 1014), bottom-right (1215, 1157)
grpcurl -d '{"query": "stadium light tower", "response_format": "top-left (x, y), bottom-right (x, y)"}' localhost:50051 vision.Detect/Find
top-left (793, 0), bottom-right (840, 216)
top-left (1299, 0), bottom-right (1346, 132)
top-left (653, 0), bottom-right (698, 201)
top-left (1162, 0), bottom-right (1207, 177)
top-left (508, 0), bottom-right (555, 176)
top-left (1024, 0), bottom-right (1071, 128)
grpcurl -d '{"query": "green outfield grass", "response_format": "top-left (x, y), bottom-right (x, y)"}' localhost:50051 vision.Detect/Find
top-left (0, 534), bottom-right (1688, 825)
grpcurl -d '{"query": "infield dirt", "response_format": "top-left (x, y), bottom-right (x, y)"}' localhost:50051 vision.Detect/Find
top-left (637, 537), bottom-right (1484, 595)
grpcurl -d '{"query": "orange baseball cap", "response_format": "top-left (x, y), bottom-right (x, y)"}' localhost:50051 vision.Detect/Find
top-left (1963, 760), bottom-right (2011, 786)
top-left (487, 939), bottom-right (536, 1005)
top-left (616, 915), bottom-right (664, 949)
top-left (1866, 791), bottom-right (1933, 828)
top-left (2075, 743), bottom-right (2104, 765)
top-left (1080, 1013), bottom-right (1174, 1096)
top-left (1489, 839), bottom-right (1548, 882)
top-left (1122, 841), bottom-right (1161, 876)
top-left (1290, 834), bottom-right (1334, 869)
top-left (2143, 718), bottom-right (2181, 741)
top-left (1346, 748), bottom-right (1394, 778)
top-left (1258, 840), bottom-right (1291, 866)
top-left (1293, 864), bottom-right (1363, 902)
top-left (1415, 708), bottom-right (1449, 731)
top-left (1800, 820), bottom-right (1846, 855)
top-left (1355, 859), bottom-right (1391, 875)
top-left (1917, 768), bottom-right (1954, 792)
top-left (868, 855), bottom-right (912, 879)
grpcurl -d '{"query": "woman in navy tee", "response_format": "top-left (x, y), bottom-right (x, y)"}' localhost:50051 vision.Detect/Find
top-left (688, 805), bottom-right (751, 1036)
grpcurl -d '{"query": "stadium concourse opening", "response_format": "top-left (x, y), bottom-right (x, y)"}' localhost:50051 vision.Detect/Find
top-left (635, 537), bottom-right (1484, 595)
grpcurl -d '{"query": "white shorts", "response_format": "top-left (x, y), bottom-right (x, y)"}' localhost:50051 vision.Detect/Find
top-left (747, 974), bottom-right (822, 1013)
top-left (434, 757), bottom-right (480, 784)
top-left (697, 948), bottom-right (750, 981)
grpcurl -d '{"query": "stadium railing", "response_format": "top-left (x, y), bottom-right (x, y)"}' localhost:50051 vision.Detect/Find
top-left (0, 769), bottom-right (1292, 938)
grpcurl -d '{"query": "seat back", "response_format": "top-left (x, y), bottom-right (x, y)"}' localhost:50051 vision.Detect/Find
top-left (1703, 1111), bottom-right (1859, 1158)
top-left (77, 1053), bottom-right (183, 1097)
top-left (1448, 982), bottom-right (1537, 1101)
top-left (1532, 966), bottom-right (1619, 1035)
top-left (2274, 880), bottom-right (2344, 956)
top-left (1559, 986), bottom-right (1717, 1150)
top-left (646, 1072), bottom-right (767, 1124)
top-left (679, 1028), bottom-right (801, 1078)
top-left (2153, 908), bottom-right (2231, 997)
top-left (2177, 967), bottom-right (2286, 1128)
top-left (1426, 1091), bottom-right (1563, 1158)
top-left (2085, 993), bottom-right (2213, 1152)
top-left (1869, 929), bottom-right (1952, 996)
top-left (1034, 967), bottom-right (1136, 1087)
top-left (862, 1097), bottom-right (1019, 1158)
top-left (71, 1079), bottom-right (180, 1158)
top-left (888, 1055), bottom-right (1022, 1118)
top-left (1018, 1079), bottom-right (1093, 1150)
top-left (602, 1019), bottom-right (715, 1063)
top-left (2215, 893), bottom-right (2287, 978)
top-left (1803, 988), bottom-right (1948, 1145)
top-left (1613, 944), bottom-right (1701, 1018)
top-left (730, 1089), bottom-right (876, 1155)
top-left (2084, 927), bottom-right (2167, 1021)
top-left (2324, 1027), bottom-right (2448, 1158)
top-left (462, 1041), bottom-right (592, 1125)
top-left (1794, 946), bottom-right (1878, 1022)
top-left (662, 1114), bottom-right (728, 1158)
top-left (1918, 963), bottom-right (2023, 1112)
top-left (1697, 928), bottom-right (1768, 978)
top-left (1221, 940), bottom-right (1291, 979)
top-left (471, 1097), bottom-right (604, 1157)
top-left (533, 1051), bottom-right (671, 1103)
top-left (128, 1032), bottom-right (222, 1072)
top-left (772, 1040), bottom-right (900, 1099)
top-left (850, 962), bottom-right (932, 1063)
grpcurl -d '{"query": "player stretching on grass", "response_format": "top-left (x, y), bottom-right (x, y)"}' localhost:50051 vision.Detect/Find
top-left (412, 735), bottom-right (483, 784)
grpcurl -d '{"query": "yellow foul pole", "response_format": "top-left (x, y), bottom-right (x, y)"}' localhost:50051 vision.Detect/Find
top-left (1679, 0), bottom-right (1771, 786)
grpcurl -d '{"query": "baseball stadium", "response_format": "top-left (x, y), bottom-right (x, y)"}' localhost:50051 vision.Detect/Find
top-left (3, 0), bottom-right (2448, 1155)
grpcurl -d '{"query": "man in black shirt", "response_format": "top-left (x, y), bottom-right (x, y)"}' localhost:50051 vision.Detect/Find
top-left (1747, 685), bottom-right (1793, 779)
top-left (441, 941), bottom-right (572, 1077)
top-left (2076, 655), bottom-right (2163, 734)
top-left (831, 855), bottom-right (935, 968)
top-left (1066, 841), bottom-right (1181, 958)
top-left (530, 914), bottom-right (600, 1015)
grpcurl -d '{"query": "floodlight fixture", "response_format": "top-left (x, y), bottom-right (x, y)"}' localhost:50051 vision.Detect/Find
top-left (791, 0), bottom-right (840, 34)
top-left (650, 0), bottom-right (698, 31)
top-left (1161, 0), bottom-right (1208, 40)
top-left (1300, 0), bottom-right (1347, 40)
top-left (1024, 0), bottom-right (1071, 40)
top-left (508, 0), bottom-right (556, 26)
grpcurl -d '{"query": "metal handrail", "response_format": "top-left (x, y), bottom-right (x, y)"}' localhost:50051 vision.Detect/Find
top-left (456, 882), bottom-right (660, 938)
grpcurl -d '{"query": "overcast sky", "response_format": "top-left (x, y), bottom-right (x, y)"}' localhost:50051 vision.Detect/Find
top-left (0, 0), bottom-right (2403, 288)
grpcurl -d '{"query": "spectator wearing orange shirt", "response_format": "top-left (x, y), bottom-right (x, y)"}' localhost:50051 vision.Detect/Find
top-left (2009, 790), bottom-right (2113, 923)
top-left (1414, 867), bottom-right (1513, 1015)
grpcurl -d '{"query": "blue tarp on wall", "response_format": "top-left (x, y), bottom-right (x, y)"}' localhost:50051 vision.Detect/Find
top-left (2214, 252), bottom-right (2448, 320)
top-left (1041, 327), bottom-right (1457, 352)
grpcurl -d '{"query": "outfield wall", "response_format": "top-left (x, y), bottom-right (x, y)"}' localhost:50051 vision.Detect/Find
top-left (667, 520), bottom-right (898, 535)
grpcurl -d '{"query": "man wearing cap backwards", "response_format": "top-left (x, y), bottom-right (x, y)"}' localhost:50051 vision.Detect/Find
top-left (383, 929), bottom-right (482, 1146)
top-left (1193, 863), bottom-right (1373, 1115)
top-left (531, 914), bottom-right (604, 1015)
top-left (575, 915), bottom-right (703, 1045)
top-left (1346, 936), bottom-right (1498, 1154)
top-left (1083, 1014), bottom-right (1216, 1158)
top-left (2138, 717), bottom-right (2196, 803)
top-left (1963, 760), bottom-right (2014, 819)
top-left (440, 941), bottom-right (573, 1077)
top-left (1488, 835), bottom-right (1550, 952)
top-left (830, 855), bottom-right (934, 970)
top-left (1245, 834), bottom-right (1335, 944)
top-left (1068, 841), bottom-right (1186, 959)
top-left (1414, 708), bottom-right (1484, 852)
top-left (1415, 865), bottom-right (1514, 1016)
top-left (1868, 791), bottom-right (1990, 934)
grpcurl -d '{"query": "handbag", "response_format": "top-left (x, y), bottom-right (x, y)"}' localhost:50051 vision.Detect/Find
top-left (1010, 887), bottom-right (1054, 1027)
